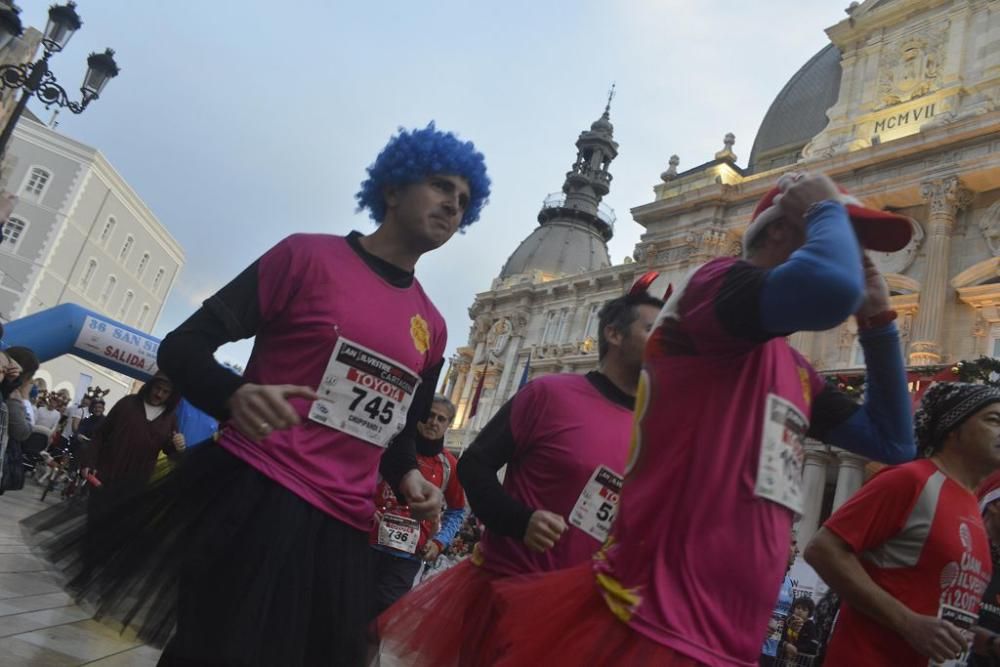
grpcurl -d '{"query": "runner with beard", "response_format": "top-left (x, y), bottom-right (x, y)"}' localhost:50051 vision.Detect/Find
top-left (377, 278), bottom-right (666, 666)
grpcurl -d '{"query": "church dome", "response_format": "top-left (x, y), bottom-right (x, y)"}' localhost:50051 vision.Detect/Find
top-left (747, 44), bottom-right (843, 173)
top-left (499, 218), bottom-right (612, 280)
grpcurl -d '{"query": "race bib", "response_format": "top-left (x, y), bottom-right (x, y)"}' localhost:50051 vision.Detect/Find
top-left (754, 394), bottom-right (807, 515)
top-left (569, 465), bottom-right (624, 542)
top-left (377, 513), bottom-right (420, 554)
top-left (931, 604), bottom-right (975, 667)
top-left (308, 337), bottom-right (421, 448)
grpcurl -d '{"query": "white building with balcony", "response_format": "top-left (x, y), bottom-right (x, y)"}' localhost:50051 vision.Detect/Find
top-left (0, 111), bottom-right (184, 404)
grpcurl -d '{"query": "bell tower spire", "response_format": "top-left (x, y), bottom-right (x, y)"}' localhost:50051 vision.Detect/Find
top-left (497, 90), bottom-right (620, 281)
top-left (543, 84), bottom-right (620, 241)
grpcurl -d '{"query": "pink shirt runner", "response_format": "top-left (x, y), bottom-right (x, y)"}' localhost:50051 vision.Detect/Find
top-left (477, 373), bottom-right (634, 576)
top-left (217, 234), bottom-right (446, 531)
top-left (595, 257), bottom-right (826, 667)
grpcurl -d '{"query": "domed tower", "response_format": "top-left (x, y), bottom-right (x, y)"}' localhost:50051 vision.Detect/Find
top-left (498, 90), bottom-right (619, 281)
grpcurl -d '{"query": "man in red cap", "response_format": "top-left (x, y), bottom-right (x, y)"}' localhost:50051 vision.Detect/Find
top-left (485, 172), bottom-right (917, 667)
top-left (808, 382), bottom-right (1000, 666)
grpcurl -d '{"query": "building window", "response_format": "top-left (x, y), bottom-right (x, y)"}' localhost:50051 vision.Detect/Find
top-left (541, 311), bottom-right (559, 344)
top-left (21, 167), bottom-right (51, 201)
top-left (100, 217), bottom-right (116, 243)
top-left (153, 267), bottom-right (165, 292)
top-left (137, 304), bottom-right (151, 329)
top-left (583, 303), bottom-right (601, 340)
top-left (555, 309), bottom-right (571, 343)
top-left (853, 338), bottom-right (866, 366)
top-left (119, 290), bottom-right (134, 320)
top-left (2, 216), bottom-right (27, 250)
top-left (99, 275), bottom-right (117, 305)
top-left (80, 259), bottom-right (98, 289)
top-left (991, 325), bottom-right (1000, 359)
top-left (119, 235), bottom-right (134, 262)
top-left (137, 252), bottom-right (150, 277)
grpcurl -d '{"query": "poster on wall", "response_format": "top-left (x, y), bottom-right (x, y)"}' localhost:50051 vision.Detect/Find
top-left (788, 557), bottom-right (828, 601)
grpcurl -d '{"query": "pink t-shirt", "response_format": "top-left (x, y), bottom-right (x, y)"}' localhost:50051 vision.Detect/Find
top-left (217, 234), bottom-right (446, 531)
top-left (594, 257), bottom-right (827, 667)
top-left (476, 373), bottom-right (634, 576)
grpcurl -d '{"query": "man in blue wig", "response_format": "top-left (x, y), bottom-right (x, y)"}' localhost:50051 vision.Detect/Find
top-left (25, 123), bottom-right (491, 667)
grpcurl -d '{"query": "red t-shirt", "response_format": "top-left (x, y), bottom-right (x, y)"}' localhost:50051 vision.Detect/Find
top-left (824, 459), bottom-right (992, 666)
top-left (370, 449), bottom-right (465, 553)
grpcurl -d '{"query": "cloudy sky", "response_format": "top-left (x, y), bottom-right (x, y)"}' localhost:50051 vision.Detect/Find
top-left (18, 1), bottom-right (846, 365)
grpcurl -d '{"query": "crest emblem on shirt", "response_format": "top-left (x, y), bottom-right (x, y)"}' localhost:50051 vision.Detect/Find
top-left (798, 367), bottom-right (811, 407)
top-left (410, 314), bottom-right (430, 354)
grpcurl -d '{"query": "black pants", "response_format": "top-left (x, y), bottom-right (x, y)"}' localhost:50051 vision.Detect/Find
top-left (371, 549), bottom-right (423, 619)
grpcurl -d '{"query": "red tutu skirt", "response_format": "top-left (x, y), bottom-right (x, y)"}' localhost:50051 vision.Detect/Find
top-left (376, 558), bottom-right (501, 667)
top-left (488, 562), bottom-right (705, 667)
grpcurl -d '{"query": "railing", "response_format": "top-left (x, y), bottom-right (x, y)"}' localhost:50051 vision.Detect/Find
top-left (540, 192), bottom-right (616, 229)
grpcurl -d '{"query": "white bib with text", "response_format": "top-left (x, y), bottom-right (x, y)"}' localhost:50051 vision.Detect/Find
top-left (569, 465), bottom-right (624, 542)
top-left (753, 394), bottom-right (807, 515)
top-left (308, 337), bottom-right (421, 448)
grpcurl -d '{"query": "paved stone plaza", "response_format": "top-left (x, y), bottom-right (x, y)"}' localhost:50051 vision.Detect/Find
top-left (0, 490), bottom-right (160, 666)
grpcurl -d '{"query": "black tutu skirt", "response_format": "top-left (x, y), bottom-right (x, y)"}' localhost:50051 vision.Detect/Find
top-left (21, 439), bottom-right (374, 667)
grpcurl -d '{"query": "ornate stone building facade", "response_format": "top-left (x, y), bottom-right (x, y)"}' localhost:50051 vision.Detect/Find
top-left (446, 0), bottom-right (1000, 543)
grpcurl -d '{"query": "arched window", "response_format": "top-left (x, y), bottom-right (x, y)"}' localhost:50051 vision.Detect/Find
top-left (119, 290), bottom-right (134, 320)
top-left (137, 304), bottom-right (151, 329)
top-left (100, 217), bottom-right (116, 243)
top-left (80, 259), bottom-right (98, 289)
top-left (153, 267), bottom-right (165, 292)
top-left (137, 252), bottom-right (150, 277)
top-left (2, 216), bottom-right (28, 250)
top-left (100, 275), bottom-right (117, 305)
top-left (21, 167), bottom-right (51, 200)
top-left (119, 235), bottom-right (134, 261)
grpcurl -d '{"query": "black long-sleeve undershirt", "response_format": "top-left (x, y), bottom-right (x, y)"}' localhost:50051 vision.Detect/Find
top-left (458, 371), bottom-right (633, 540)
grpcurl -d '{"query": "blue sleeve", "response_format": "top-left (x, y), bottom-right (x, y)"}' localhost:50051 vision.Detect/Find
top-left (432, 507), bottom-right (466, 549)
top-left (759, 201), bottom-right (865, 333)
top-left (820, 323), bottom-right (915, 464)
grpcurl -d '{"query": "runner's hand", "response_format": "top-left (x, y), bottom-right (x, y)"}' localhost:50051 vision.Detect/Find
top-left (226, 383), bottom-right (318, 442)
top-left (773, 172), bottom-right (840, 225)
top-left (855, 254), bottom-right (891, 320)
top-left (900, 612), bottom-right (967, 662)
top-left (171, 431), bottom-right (186, 451)
top-left (399, 469), bottom-right (443, 522)
top-left (420, 541), bottom-right (441, 562)
top-left (524, 510), bottom-right (567, 552)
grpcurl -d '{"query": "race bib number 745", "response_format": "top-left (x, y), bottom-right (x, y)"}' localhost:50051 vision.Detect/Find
top-left (308, 337), bottom-right (421, 448)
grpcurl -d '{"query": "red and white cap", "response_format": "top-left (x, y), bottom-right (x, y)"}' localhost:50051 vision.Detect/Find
top-left (978, 470), bottom-right (1000, 514)
top-left (743, 175), bottom-right (913, 255)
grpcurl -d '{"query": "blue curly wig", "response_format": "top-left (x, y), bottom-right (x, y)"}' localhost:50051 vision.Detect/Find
top-left (356, 123), bottom-right (490, 228)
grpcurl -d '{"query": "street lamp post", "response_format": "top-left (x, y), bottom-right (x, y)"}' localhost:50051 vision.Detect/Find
top-left (0, 2), bottom-right (119, 163)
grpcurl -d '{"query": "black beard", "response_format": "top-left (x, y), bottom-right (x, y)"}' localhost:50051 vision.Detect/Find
top-left (416, 432), bottom-right (444, 457)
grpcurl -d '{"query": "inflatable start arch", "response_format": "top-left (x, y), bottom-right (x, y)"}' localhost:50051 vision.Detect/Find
top-left (2, 303), bottom-right (217, 445)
